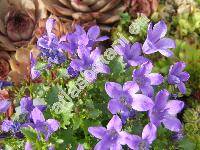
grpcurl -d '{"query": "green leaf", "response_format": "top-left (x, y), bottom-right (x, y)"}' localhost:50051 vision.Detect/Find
top-left (35, 61), bottom-right (47, 71)
top-left (21, 127), bottom-right (38, 142)
top-left (178, 138), bottom-right (196, 150)
top-left (45, 85), bottom-right (59, 105)
top-left (110, 56), bottom-right (126, 76)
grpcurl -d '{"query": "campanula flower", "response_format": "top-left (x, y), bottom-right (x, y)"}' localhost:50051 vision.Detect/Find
top-left (142, 20), bottom-right (175, 57)
top-left (125, 123), bottom-right (157, 150)
top-left (61, 25), bottom-right (108, 56)
top-left (168, 62), bottom-right (190, 94)
top-left (1, 119), bottom-right (24, 138)
top-left (66, 66), bottom-right (79, 78)
top-left (30, 52), bottom-right (41, 80)
top-left (132, 61), bottom-right (163, 97)
top-left (1, 120), bottom-right (21, 133)
top-left (105, 81), bottom-right (154, 116)
top-left (70, 48), bottom-right (110, 82)
top-left (149, 89), bottom-right (184, 132)
top-left (0, 80), bottom-right (12, 89)
top-left (37, 18), bottom-right (66, 64)
top-left (30, 107), bottom-right (60, 141)
top-left (114, 41), bottom-right (149, 67)
top-left (121, 109), bottom-right (136, 125)
top-left (20, 97), bottom-right (46, 121)
top-left (88, 115), bottom-right (137, 150)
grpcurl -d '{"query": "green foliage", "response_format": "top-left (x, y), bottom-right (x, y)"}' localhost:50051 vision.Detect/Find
top-left (111, 13), bottom-right (149, 43)
top-left (2, 138), bottom-right (25, 150)
top-left (2, 3), bottom-right (200, 149)
top-left (21, 127), bottom-right (38, 142)
top-left (183, 102), bottom-right (200, 149)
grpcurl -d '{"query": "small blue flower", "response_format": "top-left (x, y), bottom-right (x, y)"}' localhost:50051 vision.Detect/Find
top-left (0, 80), bottom-right (12, 89)
top-left (37, 18), bottom-right (67, 65)
top-left (66, 66), bottom-right (79, 78)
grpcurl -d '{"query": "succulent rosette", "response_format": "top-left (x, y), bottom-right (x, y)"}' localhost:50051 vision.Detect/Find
top-left (0, 0), bottom-right (47, 51)
top-left (41, 0), bottom-right (130, 26)
top-left (129, 0), bottom-right (159, 17)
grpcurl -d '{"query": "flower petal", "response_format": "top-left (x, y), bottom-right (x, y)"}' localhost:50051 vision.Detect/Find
top-left (131, 94), bottom-right (154, 111)
top-left (165, 100), bottom-right (184, 115)
top-left (178, 72), bottom-right (190, 82)
top-left (169, 62), bottom-right (186, 75)
top-left (177, 82), bottom-right (186, 94)
top-left (108, 99), bottom-right (123, 114)
top-left (88, 126), bottom-right (107, 139)
top-left (148, 109), bottom-right (162, 127)
top-left (147, 73), bottom-right (164, 85)
top-left (162, 116), bottom-right (182, 132)
top-left (46, 119), bottom-right (60, 132)
top-left (154, 89), bottom-right (169, 110)
top-left (130, 42), bottom-right (142, 56)
top-left (167, 75), bottom-right (181, 84)
top-left (105, 82), bottom-right (123, 98)
top-left (31, 107), bottom-right (45, 124)
top-left (25, 142), bottom-right (33, 150)
top-left (142, 123), bottom-right (157, 144)
top-left (87, 25), bottom-right (100, 40)
top-left (107, 115), bottom-right (122, 132)
top-left (132, 61), bottom-right (153, 78)
top-left (155, 38), bottom-right (176, 49)
top-left (75, 25), bottom-right (86, 35)
top-left (140, 85), bottom-right (154, 98)
top-left (94, 139), bottom-right (111, 150)
top-left (84, 70), bottom-right (97, 83)
top-left (0, 100), bottom-right (11, 113)
top-left (113, 45), bottom-right (125, 56)
top-left (1, 120), bottom-right (13, 132)
top-left (159, 49), bottom-right (174, 57)
top-left (127, 56), bottom-right (149, 67)
top-left (149, 20), bottom-right (167, 42)
top-left (70, 59), bottom-right (84, 71)
top-left (110, 142), bottom-right (122, 150)
top-left (143, 61), bottom-right (153, 75)
top-left (142, 39), bottom-right (158, 54)
top-left (90, 48), bottom-right (101, 61)
top-left (119, 131), bottom-right (141, 149)
top-left (77, 144), bottom-right (84, 150)
top-left (96, 36), bottom-right (109, 41)
top-left (123, 81), bottom-right (139, 94)
top-left (93, 62), bottom-right (110, 74)
top-left (20, 97), bottom-right (34, 113)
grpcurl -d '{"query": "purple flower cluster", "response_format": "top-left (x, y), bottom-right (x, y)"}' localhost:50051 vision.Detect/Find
top-left (88, 20), bottom-right (189, 150)
top-left (1, 97), bottom-right (59, 142)
top-left (35, 18), bottom-right (110, 82)
top-left (37, 19), bottom-right (67, 64)
top-left (114, 41), bottom-right (149, 67)
top-left (60, 25), bottom-right (108, 57)
top-left (167, 62), bottom-right (190, 94)
top-left (66, 25), bottom-right (110, 82)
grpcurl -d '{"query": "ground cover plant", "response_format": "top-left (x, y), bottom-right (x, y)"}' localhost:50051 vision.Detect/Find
top-left (0, 0), bottom-right (200, 150)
